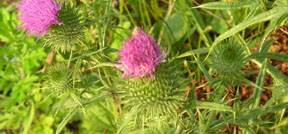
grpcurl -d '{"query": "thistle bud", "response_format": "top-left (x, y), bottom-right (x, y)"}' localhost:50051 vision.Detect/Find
top-left (47, 64), bottom-right (73, 94)
top-left (210, 39), bottom-right (247, 84)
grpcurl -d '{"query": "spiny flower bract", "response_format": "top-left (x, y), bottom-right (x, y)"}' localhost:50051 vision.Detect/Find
top-left (17, 0), bottom-right (61, 36)
top-left (117, 29), bottom-right (164, 79)
top-left (44, 3), bottom-right (86, 53)
top-left (117, 59), bottom-right (187, 117)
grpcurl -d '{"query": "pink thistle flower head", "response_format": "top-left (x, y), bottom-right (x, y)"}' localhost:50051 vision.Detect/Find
top-left (117, 29), bottom-right (165, 79)
top-left (17, 0), bottom-right (62, 36)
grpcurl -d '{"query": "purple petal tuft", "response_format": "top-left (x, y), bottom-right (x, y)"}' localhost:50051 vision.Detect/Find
top-left (17, 0), bottom-right (61, 36)
top-left (117, 29), bottom-right (164, 79)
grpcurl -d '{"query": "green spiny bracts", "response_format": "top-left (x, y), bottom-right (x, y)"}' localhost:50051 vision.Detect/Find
top-left (117, 111), bottom-right (181, 134)
top-left (44, 3), bottom-right (86, 52)
top-left (210, 39), bottom-right (247, 84)
top-left (47, 64), bottom-right (73, 94)
top-left (118, 59), bottom-right (187, 117)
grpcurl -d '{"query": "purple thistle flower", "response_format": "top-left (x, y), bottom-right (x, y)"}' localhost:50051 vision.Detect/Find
top-left (17, 0), bottom-right (62, 36)
top-left (117, 29), bottom-right (164, 79)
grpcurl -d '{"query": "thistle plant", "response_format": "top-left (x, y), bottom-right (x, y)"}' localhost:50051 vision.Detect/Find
top-left (116, 29), bottom-right (187, 118)
top-left (210, 39), bottom-right (247, 86)
top-left (17, 0), bottom-right (86, 52)
top-left (10, 0), bottom-right (288, 133)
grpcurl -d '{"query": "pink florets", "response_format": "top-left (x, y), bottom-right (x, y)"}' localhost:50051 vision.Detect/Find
top-left (17, 0), bottom-right (62, 36)
top-left (117, 29), bottom-right (164, 79)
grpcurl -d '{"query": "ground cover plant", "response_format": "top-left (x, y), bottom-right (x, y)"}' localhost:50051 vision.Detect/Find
top-left (2, 0), bottom-right (288, 133)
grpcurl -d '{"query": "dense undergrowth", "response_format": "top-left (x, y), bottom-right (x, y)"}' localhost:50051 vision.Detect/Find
top-left (1, 0), bottom-right (288, 133)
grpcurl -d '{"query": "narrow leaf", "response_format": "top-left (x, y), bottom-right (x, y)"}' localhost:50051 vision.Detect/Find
top-left (195, 0), bottom-right (262, 10)
top-left (23, 101), bottom-right (35, 134)
top-left (253, 59), bottom-right (267, 108)
top-left (56, 107), bottom-right (79, 134)
top-left (196, 60), bottom-right (214, 82)
top-left (177, 47), bottom-right (209, 58)
top-left (211, 102), bottom-right (288, 130)
top-left (194, 101), bottom-right (234, 112)
top-left (209, 6), bottom-right (288, 58)
top-left (261, 13), bottom-right (288, 45)
top-left (248, 52), bottom-right (288, 62)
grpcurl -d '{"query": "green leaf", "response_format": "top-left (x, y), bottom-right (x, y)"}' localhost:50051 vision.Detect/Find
top-left (177, 47), bottom-right (209, 58)
top-left (194, 101), bottom-right (234, 112)
top-left (210, 11), bottom-right (228, 34)
top-left (248, 53), bottom-right (288, 62)
top-left (195, 0), bottom-right (262, 10)
top-left (253, 59), bottom-right (267, 108)
top-left (164, 13), bottom-right (189, 44)
top-left (266, 62), bottom-right (288, 83)
top-left (117, 108), bottom-right (137, 134)
top-left (266, 82), bottom-right (288, 106)
top-left (211, 102), bottom-right (288, 130)
top-left (195, 60), bottom-right (214, 82)
top-left (23, 101), bottom-right (35, 134)
top-left (210, 6), bottom-right (288, 56)
top-left (87, 63), bottom-right (117, 70)
top-left (56, 107), bottom-right (79, 134)
top-left (242, 102), bottom-right (288, 119)
top-left (261, 13), bottom-right (288, 45)
top-left (237, 76), bottom-right (264, 91)
top-left (176, 0), bottom-right (212, 47)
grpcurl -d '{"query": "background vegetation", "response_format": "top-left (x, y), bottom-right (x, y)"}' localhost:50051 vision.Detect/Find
top-left (1, 0), bottom-right (288, 133)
